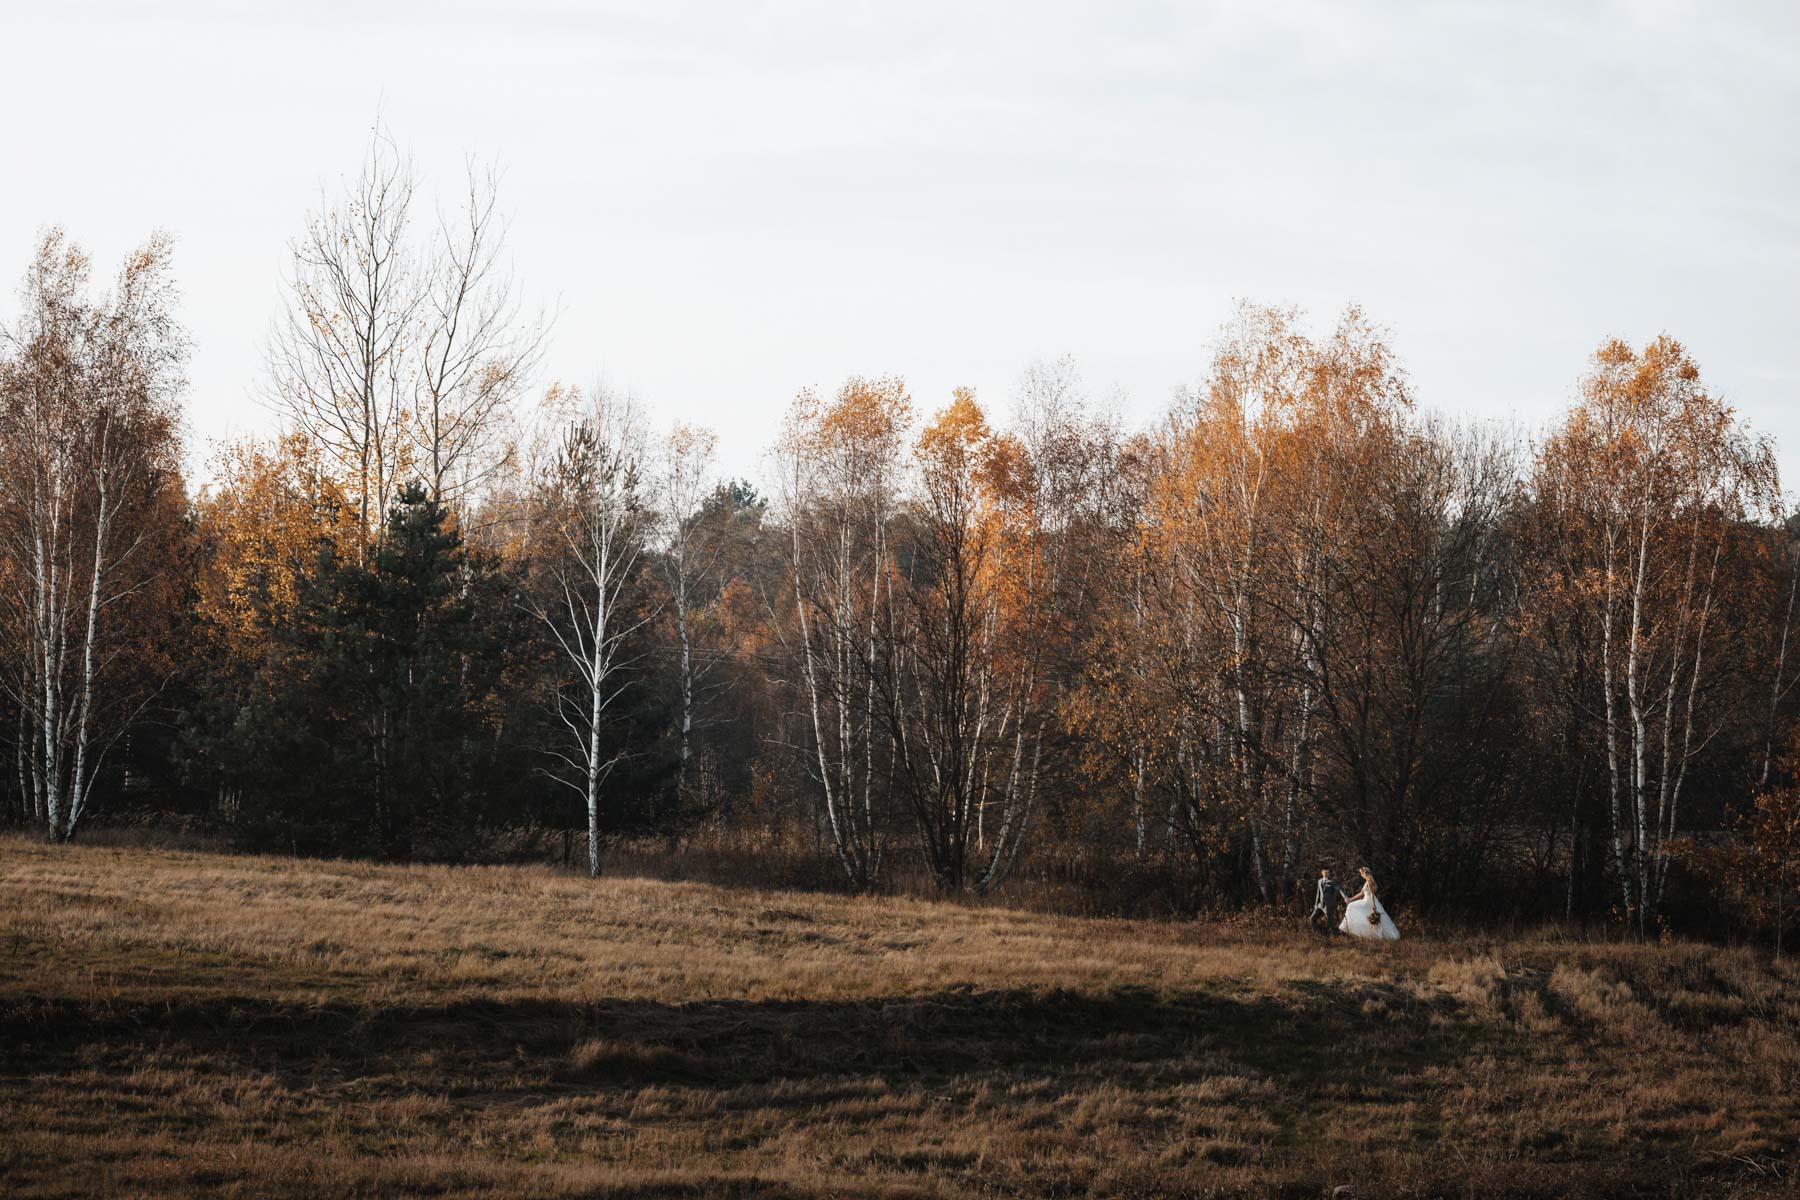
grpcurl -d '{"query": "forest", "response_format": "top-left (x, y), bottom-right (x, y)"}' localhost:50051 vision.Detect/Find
top-left (3, 138), bottom-right (1797, 940)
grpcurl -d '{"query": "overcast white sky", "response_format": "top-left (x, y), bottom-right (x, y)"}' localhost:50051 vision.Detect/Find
top-left (4, 1), bottom-right (1797, 490)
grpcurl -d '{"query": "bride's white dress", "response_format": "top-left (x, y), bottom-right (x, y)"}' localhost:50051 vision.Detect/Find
top-left (1340, 892), bottom-right (1401, 940)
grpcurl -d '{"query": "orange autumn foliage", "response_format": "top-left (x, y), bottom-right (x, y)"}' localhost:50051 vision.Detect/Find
top-left (193, 434), bottom-right (359, 659)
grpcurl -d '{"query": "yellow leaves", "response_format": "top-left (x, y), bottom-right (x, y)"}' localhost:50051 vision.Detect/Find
top-left (193, 432), bottom-right (357, 656)
top-left (1542, 336), bottom-right (1779, 530)
top-left (919, 386), bottom-right (988, 451)
top-left (667, 421), bottom-right (718, 463)
top-left (782, 376), bottom-right (911, 457)
top-left (915, 386), bottom-right (992, 497)
top-left (776, 377), bottom-right (915, 520)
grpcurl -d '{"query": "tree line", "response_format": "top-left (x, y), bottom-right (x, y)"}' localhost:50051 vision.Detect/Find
top-left (3, 135), bottom-right (1796, 935)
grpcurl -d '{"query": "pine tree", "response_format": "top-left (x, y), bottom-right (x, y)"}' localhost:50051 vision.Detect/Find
top-left (200, 483), bottom-right (518, 858)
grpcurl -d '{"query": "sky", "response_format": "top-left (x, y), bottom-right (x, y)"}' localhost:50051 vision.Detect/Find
top-left (4, 1), bottom-right (1798, 492)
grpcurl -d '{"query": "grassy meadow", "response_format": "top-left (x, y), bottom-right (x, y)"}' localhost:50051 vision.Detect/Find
top-left (1, 836), bottom-right (1796, 1198)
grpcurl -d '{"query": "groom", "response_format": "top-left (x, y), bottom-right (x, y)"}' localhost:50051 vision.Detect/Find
top-left (1309, 866), bottom-right (1348, 936)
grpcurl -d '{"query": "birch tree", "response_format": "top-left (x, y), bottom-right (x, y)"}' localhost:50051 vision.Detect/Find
top-left (977, 362), bottom-right (1115, 886)
top-left (1531, 337), bottom-right (1778, 927)
top-left (773, 377), bottom-right (910, 889)
top-left (522, 385), bottom-right (655, 877)
top-left (878, 381), bottom-right (1111, 893)
top-left (1148, 304), bottom-right (1322, 900)
top-left (656, 422), bottom-right (720, 811)
top-left (0, 229), bottom-right (188, 841)
top-left (1071, 306), bottom-right (1411, 898)
top-left (879, 389), bottom-right (1004, 892)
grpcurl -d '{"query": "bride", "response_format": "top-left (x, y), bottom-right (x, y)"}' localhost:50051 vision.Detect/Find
top-left (1339, 867), bottom-right (1401, 941)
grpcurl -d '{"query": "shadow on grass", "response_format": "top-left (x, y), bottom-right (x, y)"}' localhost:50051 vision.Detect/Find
top-left (1, 981), bottom-right (1486, 1101)
top-left (7, 979), bottom-right (1788, 1197)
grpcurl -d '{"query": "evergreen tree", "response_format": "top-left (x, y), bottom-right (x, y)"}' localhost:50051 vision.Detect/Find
top-left (197, 483), bottom-right (521, 858)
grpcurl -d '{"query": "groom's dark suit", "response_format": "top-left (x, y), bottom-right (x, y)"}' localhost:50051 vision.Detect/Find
top-left (1310, 876), bottom-right (1348, 935)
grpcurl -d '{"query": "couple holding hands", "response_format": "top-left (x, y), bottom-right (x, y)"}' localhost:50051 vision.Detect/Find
top-left (1310, 866), bottom-right (1401, 941)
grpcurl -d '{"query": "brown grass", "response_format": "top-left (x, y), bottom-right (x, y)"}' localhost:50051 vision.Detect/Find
top-left (0, 836), bottom-right (1795, 1198)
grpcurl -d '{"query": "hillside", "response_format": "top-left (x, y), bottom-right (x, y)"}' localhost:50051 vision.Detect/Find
top-left (1, 838), bottom-right (1795, 1198)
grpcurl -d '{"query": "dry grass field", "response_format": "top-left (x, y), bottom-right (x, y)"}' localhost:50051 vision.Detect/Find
top-left (1, 837), bottom-right (1796, 1198)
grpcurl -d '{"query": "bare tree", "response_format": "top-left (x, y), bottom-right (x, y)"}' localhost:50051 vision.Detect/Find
top-left (522, 385), bottom-right (656, 877)
top-left (413, 163), bottom-right (548, 505)
top-left (0, 229), bottom-right (187, 841)
top-left (267, 124), bottom-right (419, 539)
top-left (268, 125), bottom-right (543, 535)
top-left (1299, 418), bottom-right (1521, 897)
